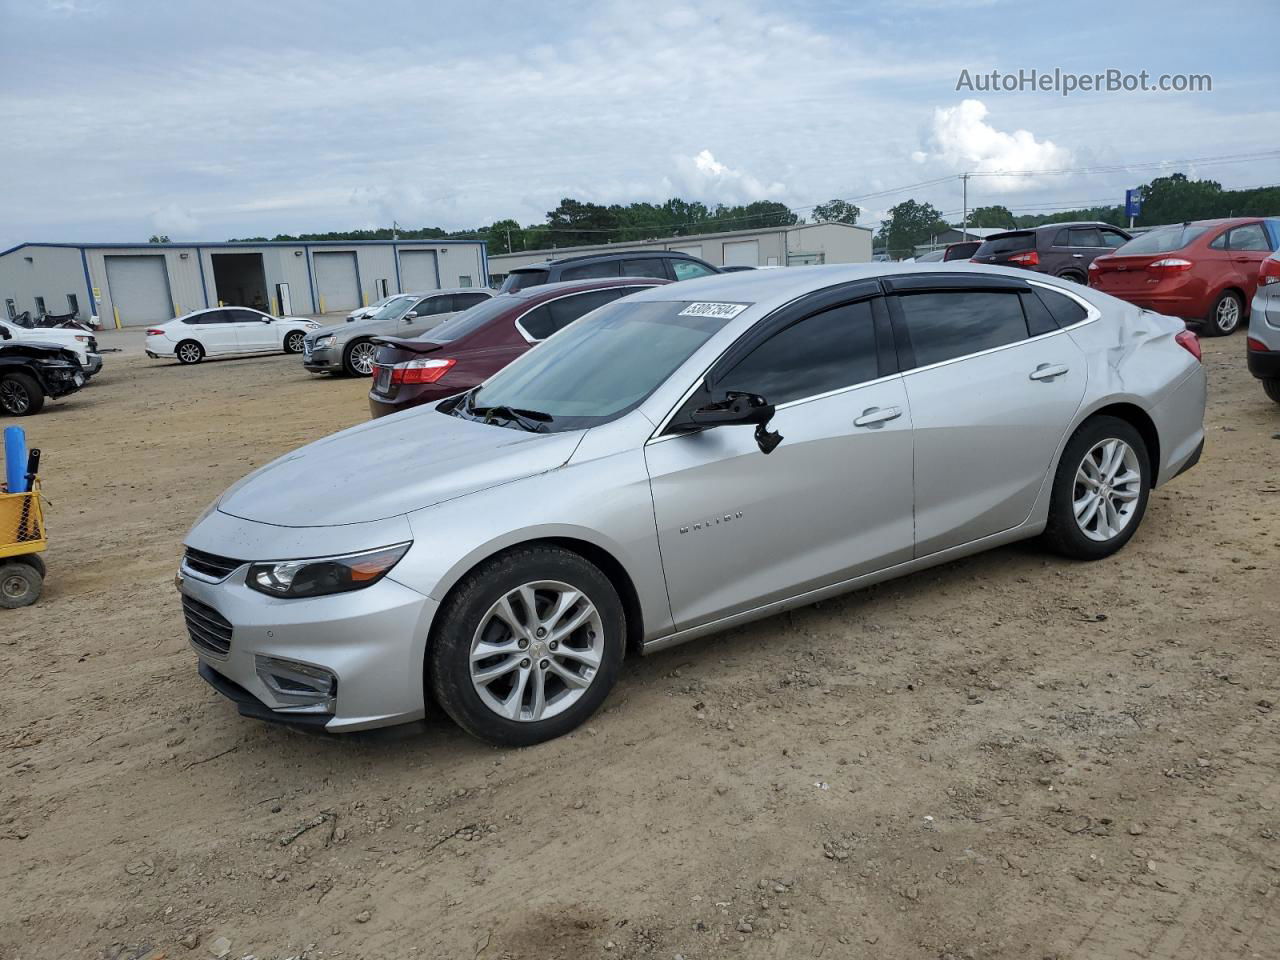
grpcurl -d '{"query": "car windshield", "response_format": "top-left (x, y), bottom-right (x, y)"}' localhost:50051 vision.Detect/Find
top-left (975, 232), bottom-right (1035, 256)
top-left (457, 299), bottom-right (735, 432)
top-left (369, 296), bottom-right (416, 321)
top-left (499, 269), bottom-right (549, 294)
top-left (422, 296), bottom-right (517, 343)
top-left (1114, 224), bottom-right (1211, 255)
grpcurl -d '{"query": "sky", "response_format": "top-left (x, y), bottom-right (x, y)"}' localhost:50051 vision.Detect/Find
top-left (0, 0), bottom-right (1276, 249)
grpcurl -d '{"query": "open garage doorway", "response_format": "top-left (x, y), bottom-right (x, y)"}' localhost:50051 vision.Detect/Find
top-left (211, 253), bottom-right (270, 312)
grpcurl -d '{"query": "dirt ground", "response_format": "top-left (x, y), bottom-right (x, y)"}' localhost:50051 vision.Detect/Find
top-left (1, 333), bottom-right (1277, 960)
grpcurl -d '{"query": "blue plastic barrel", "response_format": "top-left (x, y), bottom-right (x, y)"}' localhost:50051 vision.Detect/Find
top-left (4, 426), bottom-right (27, 493)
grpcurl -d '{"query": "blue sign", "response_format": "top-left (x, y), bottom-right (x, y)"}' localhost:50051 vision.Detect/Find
top-left (1125, 189), bottom-right (1142, 218)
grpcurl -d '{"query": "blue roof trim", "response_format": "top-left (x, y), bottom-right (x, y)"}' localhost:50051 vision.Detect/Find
top-left (2, 240), bottom-right (486, 257)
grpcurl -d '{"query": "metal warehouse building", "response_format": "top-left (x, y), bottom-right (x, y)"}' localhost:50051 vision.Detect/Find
top-left (0, 239), bottom-right (489, 327)
top-left (487, 221), bottom-right (872, 286)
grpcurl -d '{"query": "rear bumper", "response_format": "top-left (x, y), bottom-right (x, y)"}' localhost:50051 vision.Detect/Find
top-left (367, 382), bottom-right (457, 418)
top-left (1247, 347), bottom-right (1280, 381)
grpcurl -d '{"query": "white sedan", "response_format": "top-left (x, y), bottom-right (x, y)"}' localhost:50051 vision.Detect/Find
top-left (145, 308), bottom-right (321, 365)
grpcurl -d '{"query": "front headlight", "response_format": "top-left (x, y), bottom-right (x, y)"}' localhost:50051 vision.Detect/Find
top-left (247, 543), bottom-right (411, 599)
top-left (315, 334), bottom-right (336, 348)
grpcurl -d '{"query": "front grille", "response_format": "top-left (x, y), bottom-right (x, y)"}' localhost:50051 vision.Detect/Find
top-left (183, 547), bottom-right (244, 581)
top-left (183, 596), bottom-right (232, 657)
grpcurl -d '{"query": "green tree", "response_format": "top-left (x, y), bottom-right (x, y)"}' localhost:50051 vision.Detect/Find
top-left (875, 200), bottom-right (948, 258)
top-left (484, 219), bottom-right (524, 255)
top-left (967, 205), bottom-right (1016, 229)
top-left (811, 199), bottom-right (861, 225)
top-left (148, 234), bottom-right (170, 243)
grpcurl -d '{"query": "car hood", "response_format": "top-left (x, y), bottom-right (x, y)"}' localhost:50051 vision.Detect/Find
top-left (217, 407), bottom-right (585, 527)
top-left (0, 341), bottom-right (79, 363)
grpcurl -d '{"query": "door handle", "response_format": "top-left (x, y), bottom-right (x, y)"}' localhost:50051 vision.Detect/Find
top-left (854, 405), bottom-right (902, 428)
top-left (1029, 363), bottom-right (1069, 381)
top-left (1072, 253), bottom-right (1084, 258)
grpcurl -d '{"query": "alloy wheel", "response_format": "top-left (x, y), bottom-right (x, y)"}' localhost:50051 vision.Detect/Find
top-left (469, 580), bottom-right (604, 722)
top-left (1073, 438), bottom-right (1142, 542)
top-left (178, 343), bottom-right (202, 363)
top-left (0, 380), bottom-right (31, 414)
top-left (1216, 295), bottom-right (1240, 333)
top-left (349, 342), bottom-right (377, 375)
top-left (286, 331), bottom-right (305, 353)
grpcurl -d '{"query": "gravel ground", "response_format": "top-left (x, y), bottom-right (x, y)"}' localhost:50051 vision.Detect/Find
top-left (1, 336), bottom-right (1277, 960)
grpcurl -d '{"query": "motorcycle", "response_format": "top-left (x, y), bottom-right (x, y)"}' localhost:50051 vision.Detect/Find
top-left (9, 310), bottom-right (96, 333)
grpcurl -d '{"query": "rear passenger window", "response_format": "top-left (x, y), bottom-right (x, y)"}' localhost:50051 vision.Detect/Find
top-left (518, 304), bottom-right (554, 340)
top-left (896, 291), bottom-right (1029, 368)
top-left (547, 288), bottom-right (624, 331)
top-left (672, 260), bottom-right (716, 281)
top-left (621, 258), bottom-right (668, 279)
top-left (560, 260), bottom-right (621, 281)
top-left (717, 300), bottom-right (879, 405)
top-left (1020, 292), bottom-right (1058, 337)
top-left (454, 293), bottom-right (490, 310)
top-left (1034, 288), bottom-right (1089, 328)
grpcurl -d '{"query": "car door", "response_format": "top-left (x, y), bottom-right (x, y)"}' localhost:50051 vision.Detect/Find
top-left (1223, 222), bottom-right (1273, 302)
top-left (230, 309), bottom-right (276, 352)
top-left (885, 277), bottom-right (1088, 557)
top-left (401, 295), bottom-right (454, 336)
top-left (645, 288), bottom-right (915, 631)
top-left (189, 310), bottom-right (236, 355)
top-left (1054, 226), bottom-right (1104, 277)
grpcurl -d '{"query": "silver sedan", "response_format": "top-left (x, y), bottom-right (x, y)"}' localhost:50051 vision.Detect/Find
top-left (180, 264), bottom-right (1206, 744)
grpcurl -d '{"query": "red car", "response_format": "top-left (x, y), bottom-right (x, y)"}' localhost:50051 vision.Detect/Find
top-left (1088, 217), bottom-right (1280, 336)
top-left (368, 276), bottom-right (669, 418)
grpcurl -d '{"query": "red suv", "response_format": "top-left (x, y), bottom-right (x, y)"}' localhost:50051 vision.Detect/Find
top-left (1089, 218), bottom-right (1280, 336)
top-left (368, 277), bottom-right (669, 418)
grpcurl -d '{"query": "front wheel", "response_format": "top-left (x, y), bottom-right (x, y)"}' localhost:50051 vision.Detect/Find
top-left (0, 372), bottom-right (45, 416)
top-left (1203, 291), bottom-right (1243, 336)
top-left (1043, 416), bottom-right (1150, 560)
top-left (284, 330), bottom-right (306, 354)
top-left (429, 545), bottom-right (626, 746)
top-left (0, 561), bottom-right (43, 608)
top-left (175, 340), bottom-right (205, 364)
top-left (343, 339), bottom-right (377, 377)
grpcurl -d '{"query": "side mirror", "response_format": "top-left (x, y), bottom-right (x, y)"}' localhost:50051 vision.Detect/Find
top-left (262, 317), bottom-right (273, 323)
top-left (680, 391), bottom-right (783, 454)
top-left (403, 312), bottom-right (418, 320)
top-left (0, 326), bottom-right (10, 340)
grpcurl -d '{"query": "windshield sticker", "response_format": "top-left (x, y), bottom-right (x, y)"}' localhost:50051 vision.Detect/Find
top-left (678, 302), bottom-right (750, 319)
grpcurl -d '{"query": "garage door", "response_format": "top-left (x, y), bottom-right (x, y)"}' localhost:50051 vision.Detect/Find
top-left (668, 244), bottom-right (703, 258)
top-left (313, 251), bottom-right (360, 312)
top-left (104, 255), bottom-right (173, 326)
top-left (398, 250), bottom-right (439, 292)
top-left (723, 239), bottom-right (759, 268)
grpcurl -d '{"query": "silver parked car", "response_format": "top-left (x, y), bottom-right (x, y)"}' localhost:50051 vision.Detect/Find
top-left (1247, 249), bottom-right (1280, 404)
top-left (180, 264), bottom-right (1206, 745)
top-left (303, 288), bottom-right (494, 376)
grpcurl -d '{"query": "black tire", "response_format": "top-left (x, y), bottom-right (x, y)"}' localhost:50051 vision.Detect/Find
top-left (1059, 270), bottom-right (1086, 284)
top-left (1203, 290), bottom-right (1243, 337)
top-left (342, 339), bottom-right (377, 377)
top-left (1043, 415), bottom-right (1151, 561)
top-left (0, 561), bottom-right (43, 608)
top-left (428, 545), bottom-right (626, 746)
top-left (17, 554), bottom-right (46, 579)
top-left (1263, 379), bottom-right (1280, 405)
top-left (284, 330), bottom-right (306, 354)
top-left (0, 372), bottom-right (45, 416)
top-left (175, 340), bottom-right (205, 364)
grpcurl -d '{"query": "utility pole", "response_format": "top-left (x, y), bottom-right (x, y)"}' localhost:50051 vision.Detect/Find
top-left (961, 173), bottom-right (970, 240)
top-left (506, 226), bottom-right (512, 254)
top-left (392, 220), bottom-right (399, 241)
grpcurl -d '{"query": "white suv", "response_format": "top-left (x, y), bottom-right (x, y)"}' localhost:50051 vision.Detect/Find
top-left (0, 319), bottom-right (103, 378)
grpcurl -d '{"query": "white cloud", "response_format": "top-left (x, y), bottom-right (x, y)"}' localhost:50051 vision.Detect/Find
top-left (917, 99), bottom-right (1072, 191)
top-left (150, 203), bottom-right (198, 236)
top-left (665, 150), bottom-right (789, 207)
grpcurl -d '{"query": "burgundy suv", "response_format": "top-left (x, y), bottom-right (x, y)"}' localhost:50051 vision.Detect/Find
top-left (368, 277), bottom-right (669, 418)
top-left (971, 222), bottom-right (1131, 282)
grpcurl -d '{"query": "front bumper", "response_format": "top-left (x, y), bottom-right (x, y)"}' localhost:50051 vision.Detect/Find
top-left (83, 353), bottom-right (103, 376)
top-left (181, 563), bottom-right (438, 732)
top-left (1247, 346), bottom-right (1280, 381)
top-left (302, 342), bottom-right (342, 372)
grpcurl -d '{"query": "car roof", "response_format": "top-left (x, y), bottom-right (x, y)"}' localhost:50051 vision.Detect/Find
top-left (512, 250), bottom-right (705, 272)
top-left (504, 276), bottom-right (671, 302)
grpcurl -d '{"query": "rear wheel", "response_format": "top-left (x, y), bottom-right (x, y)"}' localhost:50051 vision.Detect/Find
top-left (1043, 416), bottom-right (1150, 560)
top-left (343, 339), bottom-right (377, 377)
top-left (429, 545), bottom-right (626, 746)
top-left (0, 561), bottom-right (42, 608)
top-left (1203, 291), bottom-right (1243, 336)
top-left (175, 340), bottom-right (205, 364)
top-left (1059, 270), bottom-right (1086, 284)
top-left (1264, 379), bottom-right (1280, 405)
top-left (284, 330), bottom-right (306, 354)
top-left (0, 372), bottom-right (44, 416)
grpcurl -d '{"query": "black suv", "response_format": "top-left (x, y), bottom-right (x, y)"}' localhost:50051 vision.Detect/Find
top-left (0, 330), bottom-right (86, 416)
top-left (971, 221), bottom-right (1131, 283)
top-left (497, 250), bottom-right (719, 293)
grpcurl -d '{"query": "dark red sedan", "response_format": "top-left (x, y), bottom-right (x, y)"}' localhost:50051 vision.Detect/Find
top-left (368, 276), bottom-right (669, 418)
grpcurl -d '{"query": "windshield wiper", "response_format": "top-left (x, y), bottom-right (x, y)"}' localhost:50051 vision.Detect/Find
top-left (473, 403), bottom-right (553, 433)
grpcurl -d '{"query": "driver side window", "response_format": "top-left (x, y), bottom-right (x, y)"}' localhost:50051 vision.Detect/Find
top-left (716, 299), bottom-right (880, 406)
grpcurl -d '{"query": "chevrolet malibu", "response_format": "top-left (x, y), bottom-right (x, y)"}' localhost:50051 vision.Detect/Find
top-left (179, 265), bottom-right (1206, 746)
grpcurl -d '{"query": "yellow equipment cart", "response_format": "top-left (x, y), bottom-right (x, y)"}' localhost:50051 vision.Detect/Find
top-left (0, 479), bottom-right (46, 607)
